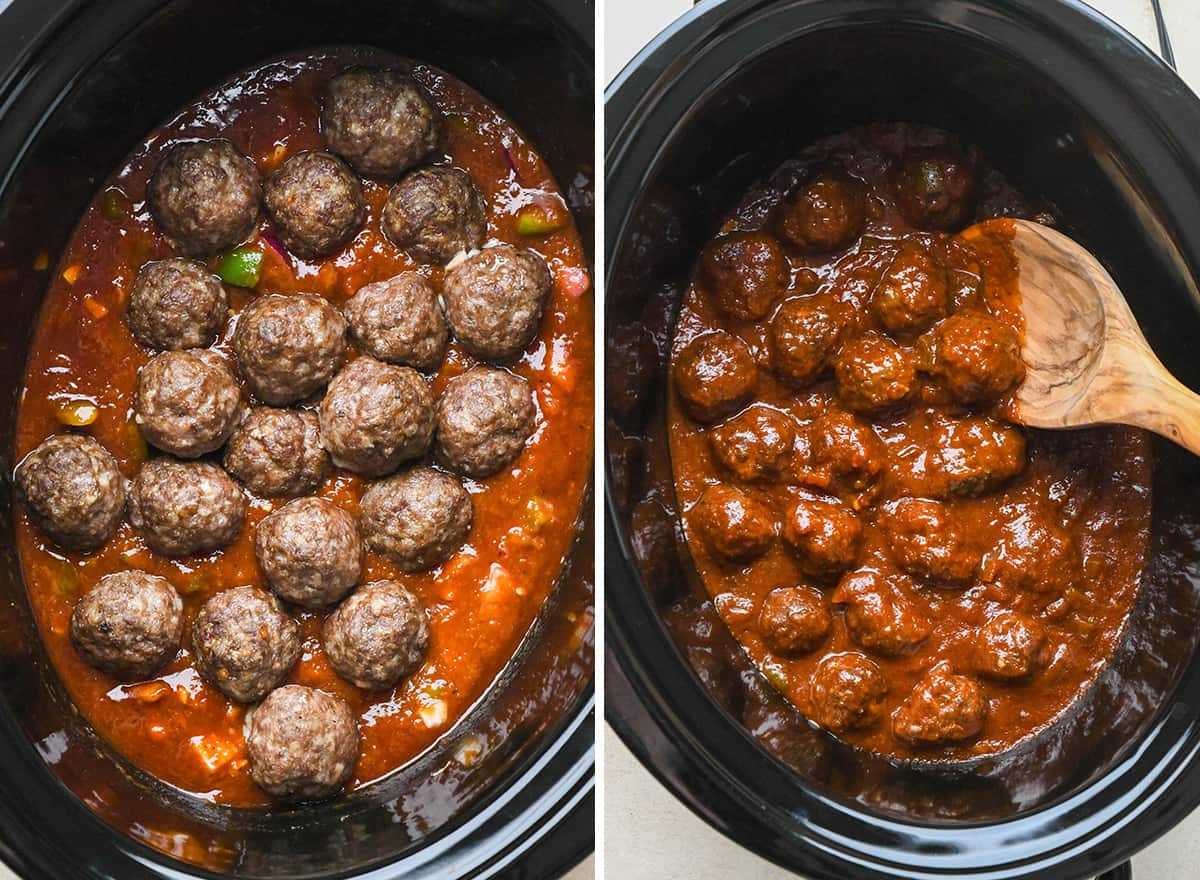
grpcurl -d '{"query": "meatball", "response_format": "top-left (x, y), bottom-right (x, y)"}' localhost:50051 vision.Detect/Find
top-left (246, 685), bottom-right (359, 802)
top-left (360, 467), bottom-right (473, 572)
top-left (988, 510), bottom-right (1080, 596)
top-left (698, 231), bottom-right (788, 321)
top-left (255, 497), bottom-right (363, 608)
top-left (14, 434), bottom-right (125, 553)
top-left (881, 498), bottom-right (978, 586)
top-left (343, 273), bottom-right (448, 372)
top-left (929, 312), bottom-right (1025, 406)
top-left (442, 244), bottom-right (551, 362)
top-left (810, 652), bottom-right (888, 733)
top-left (232, 293), bottom-right (347, 406)
top-left (382, 166), bottom-right (487, 263)
top-left (321, 67), bottom-right (440, 178)
top-left (223, 407), bottom-right (330, 497)
top-left (70, 571), bottom-right (182, 680)
top-left (812, 408), bottom-right (886, 498)
top-left (871, 240), bottom-right (947, 336)
top-left (927, 416), bottom-right (1026, 498)
top-left (832, 568), bottom-right (931, 656)
top-left (776, 171), bottom-right (867, 253)
top-left (893, 664), bottom-right (986, 745)
top-left (264, 151), bottom-right (364, 258)
top-left (708, 405), bottom-right (794, 481)
top-left (126, 258), bottom-right (229, 351)
top-left (323, 581), bottom-right (430, 689)
top-left (782, 496), bottom-right (863, 581)
top-left (435, 367), bottom-right (536, 478)
top-left (135, 350), bottom-right (242, 458)
top-left (128, 459), bottom-right (245, 557)
top-left (893, 148), bottom-right (977, 231)
top-left (975, 612), bottom-right (1047, 680)
top-left (690, 484), bottom-right (776, 565)
top-left (147, 139), bottom-right (261, 257)
top-left (319, 357), bottom-right (435, 478)
top-left (768, 295), bottom-right (848, 387)
top-left (674, 332), bottom-right (758, 423)
top-left (834, 333), bottom-right (916, 414)
top-left (759, 586), bottom-right (830, 655)
top-left (191, 585), bottom-right (300, 702)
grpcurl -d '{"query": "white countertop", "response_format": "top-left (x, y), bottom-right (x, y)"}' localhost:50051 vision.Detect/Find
top-left (603, 1), bottom-right (1200, 878)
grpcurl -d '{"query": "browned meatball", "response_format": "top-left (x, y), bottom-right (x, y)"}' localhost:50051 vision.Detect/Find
top-left (782, 496), bottom-right (863, 581)
top-left (70, 571), bottom-right (182, 680)
top-left (128, 459), bottom-right (245, 557)
top-left (360, 467), bottom-right (473, 572)
top-left (893, 664), bottom-right (986, 745)
top-left (872, 240), bottom-right (947, 336)
top-left (834, 333), bottom-right (916, 414)
top-left (708, 405), bottom-right (794, 481)
top-left (810, 652), bottom-right (888, 733)
top-left (342, 272), bottom-right (448, 372)
top-left (929, 312), bottom-right (1025, 406)
top-left (232, 293), bottom-right (347, 406)
top-left (321, 67), bottom-right (440, 178)
top-left (246, 685), bottom-right (359, 802)
top-left (382, 166), bottom-right (487, 263)
top-left (674, 332), bottom-right (757, 423)
top-left (832, 568), bottom-right (931, 656)
top-left (15, 434), bottom-right (125, 553)
top-left (435, 367), bottom-right (536, 478)
top-left (893, 148), bottom-right (977, 231)
top-left (926, 416), bottom-right (1026, 498)
top-left (127, 258), bottom-right (229, 351)
top-left (323, 581), bottom-right (430, 689)
top-left (135, 350), bottom-right (241, 458)
top-left (255, 497), bottom-right (363, 608)
top-left (148, 139), bottom-right (261, 257)
top-left (768, 295), bottom-right (848, 387)
top-left (698, 231), bottom-right (788, 321)
top-left (776, 171), bottom-right (867, 253)
top-left (881, 498), bottom-right (978, 586)
top-left (975, 612), bottom-right (1047, 680)
top-left (988, 511), bottom-right (1080, 596)
top-left (191, 585), bottom-right (300, 702)
top-left (442, 244), bottom-right (551, 362)
top-left (319, 357), bottom-right (435, 478)
top-left (690, 484), bottom-right (776, 565)
top-left (759, 586), bottom-right (830, 655)
top-left (223, 407), bottom-right (330, 497)
top-left (264, 151), bottom-right (364, 258)
top-left (812, 408), bottom-right (886, 497)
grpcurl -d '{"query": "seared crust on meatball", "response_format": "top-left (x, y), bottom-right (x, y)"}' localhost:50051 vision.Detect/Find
top-left (698, 231), bottom-right (788, 321)
top-left (709, 405), bottom-right (794, 482)
top-left (881, 497), bottom-right (978, 586)
top-left (834, 334), bottom-right (916, 414)
top-left (892, 148), bottom-right (977, 231)
top-left (232, 293), bottom-right (347, 406)
top-left (872, 240), bottom-right (947, 336)
top-left (342, 273), bottom-right (448, 372)
top-left (832, 567), bottom-right (931, 656)
top-left (929, 312), bottom-right (1025, 406)
top-left (442, 244), bottom-right (551, 362)
top-left (810, 652), bottom-right (888, 733)
top-left (893, 663), bottom-right (986, 745)
top-left (782, 496), bottom-right (863, 581)
top-left (264, 151), bottom-right (364, 258)
top-left (975, 612), bottom-right (1047, 680)
top-left (127, 258), bottom-right (229, 351)
top-left (128, 459), bottom-right (245, 557)
top-left (674, 332), bottom-right (758, 424)
top-left (192, 585), bottom-right (300, 702)
top-left (435, 367), bottom-right (536, 478)
top-left (321, 67), bottom-right (440, 178)
top-left (759, 586), bottom-right (831, 656)
top-left (255, 497), bottom-right (363, 608)
top-left (323, 581), bottom-right (430, 689)
top-left (70, 571), bottom-right (182, 679)
top-left (691, 484), bottom-right (776, 565)
top-left (319, 357), bottom-right (435, 477)
top-left (135, 350), bottom-right (242, 458)
top-left (769, 295), bottom-right (849, 388)
top-left (382, 166), bottom-right (487, 264)
top-left (148, 139), bottom-right (261, 257)
top-left (360, 467), bottom-right (472, 572)
top-left (15, 434), bottom-right (125, 553)
top-left (223, 407), bottom-right (330, 497)
top-left (776, 171), bottom-right (867, 254)
top-left (246, 684), bottom-right (359, 802)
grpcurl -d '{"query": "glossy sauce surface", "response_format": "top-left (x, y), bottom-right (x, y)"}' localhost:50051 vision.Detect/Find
top-left (15, 49), bottom-right (592, 805)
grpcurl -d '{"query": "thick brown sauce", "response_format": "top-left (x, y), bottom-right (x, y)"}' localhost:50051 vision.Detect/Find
top-left (15, 49), bottom-right (593, 806)
top-left (669, 123), bottom-right (1152, 761)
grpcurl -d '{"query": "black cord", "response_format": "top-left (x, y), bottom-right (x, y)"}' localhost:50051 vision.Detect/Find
top-left (1151, 0), bottom-right (1177, 70)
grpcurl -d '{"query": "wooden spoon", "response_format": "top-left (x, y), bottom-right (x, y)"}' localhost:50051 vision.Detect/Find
top-left (969, 217), bottom-right (1200, 454)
